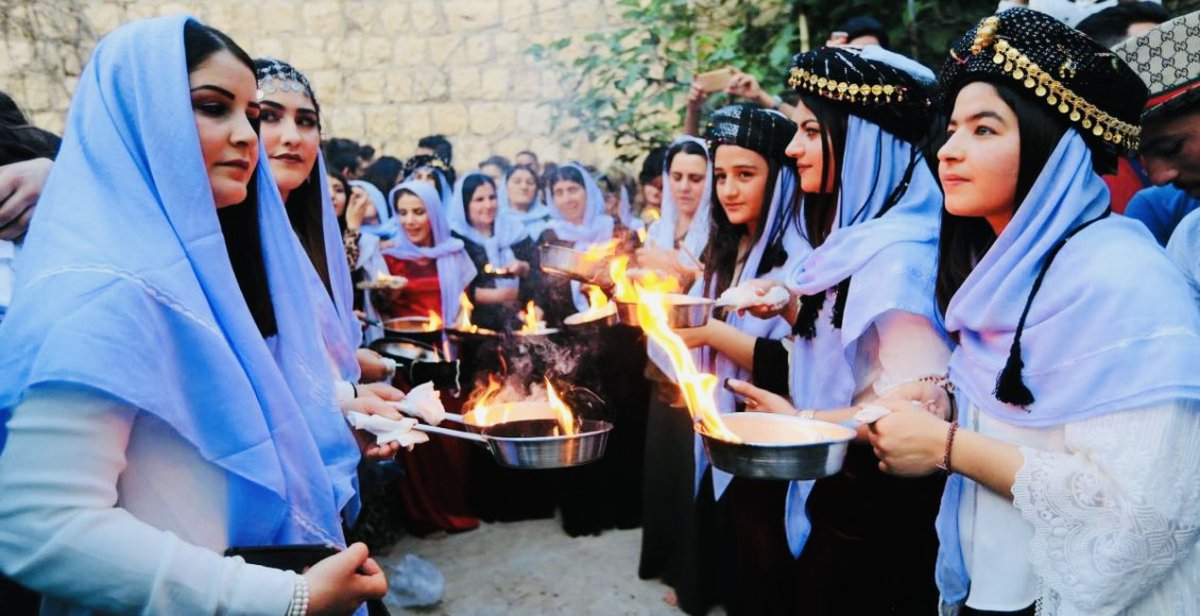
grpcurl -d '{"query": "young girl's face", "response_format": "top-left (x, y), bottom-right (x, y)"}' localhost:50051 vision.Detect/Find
top-left (713, 145), bottom-right (770, 232)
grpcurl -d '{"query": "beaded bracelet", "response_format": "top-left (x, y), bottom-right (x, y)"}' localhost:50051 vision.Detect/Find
top-left (918, 374), bottom-right (958, 422)
top-left (936, 421), bottom-right (959, 473)
top-left (286, 576), bottom-right (310, 616)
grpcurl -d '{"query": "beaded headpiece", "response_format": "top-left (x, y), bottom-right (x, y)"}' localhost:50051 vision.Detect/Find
top-left (403, 153), bottom-right (452, 179)
top-left (788, 46), bottom-right (935, 143)
top-left (704, 103), bottom-right (797, 163)
top-left (940, 7), bottom-right (1147, 154)
top-left (254, 58), bottom-right (319, 111)
top-left (1111, 10), bottom-right (1200, 122)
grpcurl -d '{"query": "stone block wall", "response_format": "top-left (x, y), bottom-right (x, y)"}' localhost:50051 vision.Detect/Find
top-left (0, 0), bottom-right (627, 170)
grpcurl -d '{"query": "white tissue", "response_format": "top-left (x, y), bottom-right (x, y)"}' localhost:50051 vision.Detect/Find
top-left (389, 382), bottom-right (446, 425)
top-left (854, 404), bottom-right (892, 424)
top-left (347, 412), bottom-right (430, 448)
top-left (714, 284), bottom-right (790, 310)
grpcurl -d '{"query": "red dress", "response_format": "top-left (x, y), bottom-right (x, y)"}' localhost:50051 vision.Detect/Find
top-left (382, 255), bottom-right (479, 535)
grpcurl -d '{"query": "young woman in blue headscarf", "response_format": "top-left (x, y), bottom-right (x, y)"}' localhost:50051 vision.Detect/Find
top-left (254, 57), bottom-right (404, 391)
top-left (867, 9), bottom-right (1200, 614)
top-left (726, 45), bottom-right (951, 615)
top-left (0, 17), bottom-right (390, 614)
top-left (375, 180), bottom-right (481, 535)
top-left (635, 135), bottom-right (712, 601)
top-left (503, 163), bottom-right (551, 238)
top-left (448, 171), bottom-right (537, 332)
top-left (669, 102), bottom-right (805, 616)
top-left (535, 162), bottom-right (618, 327)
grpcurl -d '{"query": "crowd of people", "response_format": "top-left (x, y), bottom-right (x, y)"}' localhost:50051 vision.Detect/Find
top-left (0, 1), bottom-right (1198, 615)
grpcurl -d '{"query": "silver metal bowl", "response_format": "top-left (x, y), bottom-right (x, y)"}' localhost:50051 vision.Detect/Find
top-left (615, 294), bottom-right (713, 329)
top-left (539, 244), bottom-right (607, 282)
top-left (700, 412), bottom-right (856, 480)
top-left (416, 418), bottom-right (613, 469)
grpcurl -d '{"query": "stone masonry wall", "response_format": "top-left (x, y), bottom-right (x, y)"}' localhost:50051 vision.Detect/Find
top-left (0, 0), bottom-right (624, 169)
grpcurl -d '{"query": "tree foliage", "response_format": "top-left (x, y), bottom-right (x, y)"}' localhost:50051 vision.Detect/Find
top-left (530, 0), bottom-right (1200, 162)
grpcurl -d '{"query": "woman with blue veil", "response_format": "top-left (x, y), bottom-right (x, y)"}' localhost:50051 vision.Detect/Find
top-left (0, 16), bottom-right (388, 614)
top-left (725, 45), bottom-right (951, 614)
top-left (448, 171), bottom-right (537, 332)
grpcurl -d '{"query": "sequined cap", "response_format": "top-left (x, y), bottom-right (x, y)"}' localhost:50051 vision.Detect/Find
top-left (788, 46), bottom-right (935, 143)
top-left (940, 7), bottom-right (1147, 154)
top-left (1111, 10), bottom-right (1200, 122)
top-left (704, 103), bottom-right (797, 163)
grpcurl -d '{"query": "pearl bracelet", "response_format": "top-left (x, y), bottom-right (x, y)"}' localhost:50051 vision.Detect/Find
top-left (286, 577), bottom-right (309, 616)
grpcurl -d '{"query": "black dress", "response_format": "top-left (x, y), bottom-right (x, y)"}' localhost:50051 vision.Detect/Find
top-left (534, 228), bottom-right (650, 537)
top-left (454, 233), bottom-right (539, 332)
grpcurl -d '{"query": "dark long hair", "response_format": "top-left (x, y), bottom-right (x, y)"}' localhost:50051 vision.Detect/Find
top-left (327, 170), bottom-right (350, 232)
top-left (701, 145), bottom-right (788, 300)
top-left (362, 156), bottom-right (404, 206)
top-left (185, 21), bottom-right (277, 337)
top-left (796, 94), bottom-right (849, 249)
top-left (934, 80), bottom-right (1070, 316)
top-left (461, 173), bottom-right (496, 229)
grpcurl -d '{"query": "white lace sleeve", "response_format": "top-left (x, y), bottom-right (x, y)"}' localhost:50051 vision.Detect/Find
top-left (1011, 399), bottom-right (1200, 616)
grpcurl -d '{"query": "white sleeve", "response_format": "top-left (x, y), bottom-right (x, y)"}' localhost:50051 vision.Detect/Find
top-left (1011, 400), bottom-right (1200, 616)
top-left (1166, 214), bottom-right (1200, 302)
top-left (0, 385), bottom-right (298, 615)
top-left (871, 309), bottom-right (952, 395)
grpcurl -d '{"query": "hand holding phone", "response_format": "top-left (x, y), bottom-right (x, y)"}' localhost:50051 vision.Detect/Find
top-left (694, 67), bottom-right (736, 94)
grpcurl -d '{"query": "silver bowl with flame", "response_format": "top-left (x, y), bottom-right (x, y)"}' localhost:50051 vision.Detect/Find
top-left (416, 416), bottom-right (613, 469)
top-left (700, 412), bottom-right (856, 480)
top-left (539, 244), bottom-right (608, 283)
top-left (615, 295), bottom-right (713, 329)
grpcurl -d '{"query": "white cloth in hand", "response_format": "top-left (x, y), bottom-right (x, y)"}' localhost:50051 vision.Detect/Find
top-left (854, 404), bottom-right (892, 424)
top-left (389, 382), bottom-right (446, 425)
top-left (346, 412), bottom-right (430, 448)
top-left (714, 283), bottom-right (789, 310)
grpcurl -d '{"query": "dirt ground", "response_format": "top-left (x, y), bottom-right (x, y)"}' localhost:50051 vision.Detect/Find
top-left (380, 518), bottom-right (711, 615)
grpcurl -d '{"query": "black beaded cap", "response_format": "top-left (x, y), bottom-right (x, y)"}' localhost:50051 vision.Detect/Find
top-left (787, 46), bottom-right (935, 143)
top-left (704, 103), bottom-right (797, 163)
top-left (403, 153), bottom-right (452, 179)
top-left (940, 7), bottom-right (1148, 155)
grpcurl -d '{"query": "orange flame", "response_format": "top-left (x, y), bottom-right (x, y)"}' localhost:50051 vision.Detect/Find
top-left (518, 300), bottom-right (545, 334)
top-left (609, 255), bottom-right (637, 302)
top-left (580, 238), bottom-right (619, 264)
top-left (424, 310), bottom-right (443, 331)
top-left (636, 227), bottom-right (648, 243)
top-left (634, 280), bottom-right (739, 442)
top-left (645, 208), bottom-right (661, 222)
top-left (586, 285), bottom-right (609, 310)
top-left (455, 292), bottom-right (479, 333)
top-left (375, 270), bottom-right (390, 282)
top-left (545, 378), bottom-right (576, 436)
top-left (483, 264), bottom-right (496, 274)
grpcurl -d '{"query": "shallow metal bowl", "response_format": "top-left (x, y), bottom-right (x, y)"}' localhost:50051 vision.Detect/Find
top-left (615, 294), bottom-right (713, 329)
top-left (416, 418), bottom-right (613, 469)
top-left (539, 244), bottom-right (607, 282)
top-left (700, 412), bottom-right (856, 480)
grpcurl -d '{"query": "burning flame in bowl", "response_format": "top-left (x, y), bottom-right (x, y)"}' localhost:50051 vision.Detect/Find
top-left (618, 266), bottom-right (739, 442)
top-left (465, 374), bottom-right (577, 436)
top-left (517, 300), bottom-right (549, 334)
top-left (424, 310), bottom-right (443, 331)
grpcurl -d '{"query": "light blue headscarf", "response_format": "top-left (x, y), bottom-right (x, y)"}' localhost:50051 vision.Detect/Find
top-left (447, 172), bottom-right (529, 290)
top-left (698, 162), bottom-right (807, 501)
top-left (545, 162), bottom-right (618, 312)
top-left (617, 185), bottom-right (646, 232)
top-left (312, 155), bottom-right (362, 383)
top-left (383, 181), bottom-right (477, 326)
top-left (404, 166), bottom-right (454, 213)
top-left (0, 15), bottom-right (358, 547)
top-left (781, 117), bottom-right (945, 557)
top-left (501, 167), bottom-right (552, 238)
top-left (936, 131), bottom-right (1200, 605)
top-left (646, 136), bottom-right (712, 259)
top-left (646, 136), bottom-right (713, 380)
